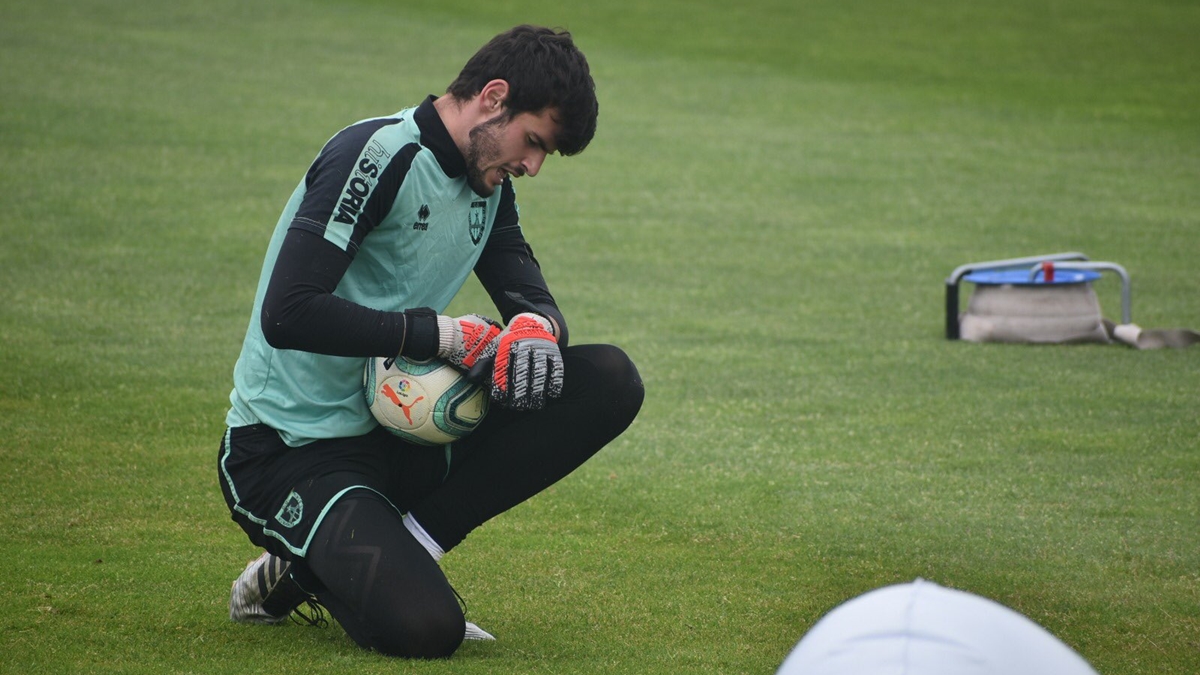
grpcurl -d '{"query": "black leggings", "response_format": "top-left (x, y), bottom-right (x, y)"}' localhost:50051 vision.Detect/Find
top-left (302, 343), bottom-right (643, 657)
top-left (306, 492), bottom-right (465, 657)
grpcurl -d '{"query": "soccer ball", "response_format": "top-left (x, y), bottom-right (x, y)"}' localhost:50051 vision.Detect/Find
top-left (363, 356), bottom-right (489, 446)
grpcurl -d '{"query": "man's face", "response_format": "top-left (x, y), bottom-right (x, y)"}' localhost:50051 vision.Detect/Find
top-left (464, 108), bottom-right (561, 197)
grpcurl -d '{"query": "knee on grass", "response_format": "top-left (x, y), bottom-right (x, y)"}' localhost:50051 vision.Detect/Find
top-left (361, 601), bottom-right (466, 659)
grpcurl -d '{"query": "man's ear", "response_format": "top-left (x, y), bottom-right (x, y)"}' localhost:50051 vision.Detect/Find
top-left (477, 79), bottom-right (510, 113)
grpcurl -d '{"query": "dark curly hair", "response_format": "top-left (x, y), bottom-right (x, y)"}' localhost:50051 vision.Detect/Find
top-left (446, 25), bottom-right (598, 156)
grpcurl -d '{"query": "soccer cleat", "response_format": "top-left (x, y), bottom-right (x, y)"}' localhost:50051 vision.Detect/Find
top-left (229, 551), bottom-right (313, 625)
top-left (463, 621), bottom-right (496, 641)
top-left (450, 585), bottom-right (495, 641)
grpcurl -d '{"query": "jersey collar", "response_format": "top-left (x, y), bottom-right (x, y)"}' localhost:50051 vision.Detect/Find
top-left (415, 95), bottom-right (468, 179)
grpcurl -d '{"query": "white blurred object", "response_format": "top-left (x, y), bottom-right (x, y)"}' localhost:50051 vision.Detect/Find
top-left (776, 579), bottom-right (1098, 675)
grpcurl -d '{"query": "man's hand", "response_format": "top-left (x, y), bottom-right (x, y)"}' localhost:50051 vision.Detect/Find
top-left (436, 314), bottom-right (502, 370)
top-left (489, 313), bottom-right (563, 411)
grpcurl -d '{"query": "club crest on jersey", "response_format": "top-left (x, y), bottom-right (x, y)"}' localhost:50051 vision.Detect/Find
top-left (333, 139), bottom-right (392, 226)
top-left (469, 200), bottom-right (486, 245)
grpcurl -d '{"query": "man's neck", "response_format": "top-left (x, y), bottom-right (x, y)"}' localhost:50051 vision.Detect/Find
top-left (432, 94), bottom-right (475, 159)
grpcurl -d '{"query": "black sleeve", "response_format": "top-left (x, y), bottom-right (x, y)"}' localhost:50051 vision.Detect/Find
top-left (260, 227), bottom-right (439, 359)
top-left (290, 118), bottom-right (418, 253)
top-left (473, 180), bottom-right (569, 347)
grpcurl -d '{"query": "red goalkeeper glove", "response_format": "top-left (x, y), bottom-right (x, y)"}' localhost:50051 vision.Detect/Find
top-left (436, 314), bottom-right (502, 370)
top-left (489, 313), bottom-right (563, 411)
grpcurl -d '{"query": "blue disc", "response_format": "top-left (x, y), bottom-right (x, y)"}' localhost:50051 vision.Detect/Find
top-left (963, 268), bottom-right (1101, 286)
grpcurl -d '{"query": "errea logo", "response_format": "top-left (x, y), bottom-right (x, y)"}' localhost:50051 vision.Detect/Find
top-left (334, 139), bottom-right (392, 225)
top-left (413, 204), bottom-right (430, 231)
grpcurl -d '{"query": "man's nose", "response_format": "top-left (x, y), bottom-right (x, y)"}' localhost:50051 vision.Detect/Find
top-left (522, 150), bottom-right (546, 177)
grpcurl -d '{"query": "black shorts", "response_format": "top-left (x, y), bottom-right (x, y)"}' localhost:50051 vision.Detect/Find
top-left (217, 424), bottom-right (450, 560)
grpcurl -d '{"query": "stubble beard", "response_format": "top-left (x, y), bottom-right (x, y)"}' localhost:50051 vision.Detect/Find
top-left (464, 115), bottom-right (507, 197)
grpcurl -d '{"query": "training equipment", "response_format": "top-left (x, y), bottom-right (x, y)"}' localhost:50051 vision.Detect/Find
top-left (946, 252), bottom-right (1124, 344)
top-left (489, 313), bottom-right (563, 411)
top-left (364, 356), bottom-right (489, 445)
top-left (229, 551), bottom-right (313, 625)
top-left (946, 252), bottom-right (1198, 348)
top-left (777, 579), bottom-right (1098, 675)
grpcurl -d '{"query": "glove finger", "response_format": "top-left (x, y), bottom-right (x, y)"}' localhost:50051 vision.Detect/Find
top-left (523, 345), bottom-right (558, 405)
top-left (491, 345), bottom-right (524, 409)
top-left (524, 351), bottom-right (545, 411)
top-left (545, 351), bottom-right (564, 400)
top-left (525, 344), bottom-right (562, 410)
top-left (466, 355), bottom-right (494, 385)
top-left (489, 340), bottom-right (512, 402)
top-left (512, 347), bottom-right (534, 410)
top-left (489, 353), bottom-right (513, 406)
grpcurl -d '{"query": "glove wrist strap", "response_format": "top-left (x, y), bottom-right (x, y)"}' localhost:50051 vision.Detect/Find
top-left (397, 307), bottom-right (439, 360)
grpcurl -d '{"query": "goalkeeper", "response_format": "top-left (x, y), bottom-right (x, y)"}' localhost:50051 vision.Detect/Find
top-left (217, 25), bottom-right (643, 658)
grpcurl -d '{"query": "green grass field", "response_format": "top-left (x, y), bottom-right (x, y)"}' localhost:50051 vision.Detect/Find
top-left (2, 0), bottom-right (1197, 672)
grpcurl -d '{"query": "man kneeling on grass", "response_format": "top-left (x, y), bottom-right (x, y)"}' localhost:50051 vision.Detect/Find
top-left (216, 25), bottom-right (643, 658)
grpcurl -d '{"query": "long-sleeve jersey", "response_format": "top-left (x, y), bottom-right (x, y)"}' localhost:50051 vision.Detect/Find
top-left (226, 96), bottom-right (564, 446)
